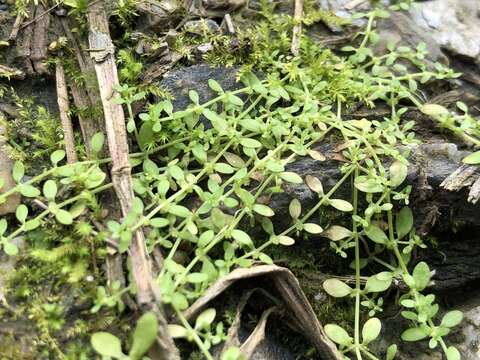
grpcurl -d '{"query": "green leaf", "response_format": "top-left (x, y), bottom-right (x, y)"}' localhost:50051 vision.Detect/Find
top-left (15, 204), bottom-right (28, 223)
top-left (3, 241), bottom-right (19, 256)
top-left (150, 218), bottom-right (170, 228)
top-left (231, 229), bottom-right (253, 247)
top-left (364, 224), bottom-right (388, 244)
top-left (195, 308), bottom-right (216, 330)
top-left (24, 219), bottom-right (40, 231)
top-left (19, 184), bottom-right (40, 198)
top-left (239, 138), bottom-right (262, 148)
top-left (169, 205), bottom-right (191, 218)
top-left (198, 230), bottom-right (215, 248)
top-left (463, 151), bottom-right (480, 165)
top-left (305, 175), bottom-right (324, 194)
top-left (129, 312), bottom-right (158, 360)
top-left (355, 177), bottom-right (383, 193)
top-left (420, 103), bottom-right (449, 119)
top-left (55, 209), bottom-right (73, 225)
top-left (401, 311), bottom-right (418, 321)
top-left (390, 161), bottom-right (408, 188)
top-left (43, 180), bottom-right (57, 200)
top-left (401, 327), bottom-right (428, 342)
top-left (279, 172), bottom-right (303, 184)
top-left (303, 223), bottom-right (323, 234)
top-left (189, 89), bottom-right (199, 104)
top-left (50, 150), bottom-right (66, 166)
top-left (362, 317), bottom-right (381, 345)
top-left (187, 272), bottom-right (209, 283)
top-left (223, 152), bottom-right (245, 168)
top-left (323, 279), bottom-right (352, 298)
top-left (0, 219), bottom-right (6, 235)
top-left (441, 310), bottom-right (463, 328)
top-left (329, 199), bottom-right (353, 212)
top-left (172, 292), bottom-right (189, 310)
top-left (396, 207), bottom-right (413, 239)
top-left (168, 324), bottom-right (187, 338)
top-left (412, 261), bottom-right (431, 291)
top-left (91, 332), bottom-right (125, 358)
top-left (69, 201), bottom-right (86, 218)
top-left (227, 94), bottom-right (244, 106)
top-left (90, 132), bottom-right (105, 154)
top-left (277, 235), bottom-right (295, 246)
top-left (203, 108), bottom-right (228, 133)
top-left (364, 272), bottom-right (392, 293)
top-left (214, 163), bottom-right (235, 174)
top-left (222, 346), bottom-right (242, 360)
top-left (168, 165), bottom-right (184, 181)
top-left (12, 161), bottom-right (25, 182)
top-left (320, 226), bottom-right (352, 241)
top-left (259, 253), bottom-right (273, 264)
top-left (324, 324), bottom-right (352, 346)
top-left (253, 204), bottom-right (275, 217)
top-left (445, 346), bottom-right (460, 360)
top-left (208, 79), bottom-right (223, 93)
top-left (289, 199), bottom-right (301, 219)
top-left (386, 344), bottom-right (397, 360)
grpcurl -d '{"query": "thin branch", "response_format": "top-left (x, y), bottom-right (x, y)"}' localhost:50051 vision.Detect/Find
top-left (87, 3), bottom-right (180, 359)
top-left (9, 13), bottom-right (24, 41)
top-left (55, 61), bottom-right (78, 164)
top-left (19, 1), bottom-right (62, 31)
top-left (291, 0), bottom-right (304, 56)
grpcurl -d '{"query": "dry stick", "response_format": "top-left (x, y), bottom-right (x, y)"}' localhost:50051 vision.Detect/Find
top-left (55, 62), bottom-right (78, 164)
top-left (58, 16), bottom-right (125, 292)
top-left (18, 1), bottom-right (62, 30)
top-left (69, 82), bottom-right (95, 156)
top-left (291, 0), bottom-right (304, 56)
top-left (9, 13), bottom-right (24, 42)
top-left (223, 14), bottom-right (235, 34)
top-left (86, 4), bottom-right (180, 359)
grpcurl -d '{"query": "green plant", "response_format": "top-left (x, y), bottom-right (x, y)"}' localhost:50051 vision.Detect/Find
top-left (91, 311), bottom-right (158, 360)
top-left (2, 1), bottom-right (469, 359)
top-left (421, 102), bottom-right (480, 165)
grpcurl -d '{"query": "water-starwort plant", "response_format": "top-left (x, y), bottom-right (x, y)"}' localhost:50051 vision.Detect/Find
top-left (0, 1), bottom-right (471, 359)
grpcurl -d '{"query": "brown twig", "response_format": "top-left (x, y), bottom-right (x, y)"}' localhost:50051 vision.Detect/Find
top-left (223, 14), bottom-right (235, 34)
top-left (18, 1), bottom-right (62, 31)
top-left (87, 3), bottom-right (179, 359)
top-left (55, 61), bottom-right (78, 164)
top-left (9, 13), bottom-right (24, 42)
top-left (291, 0), bottom-right (304, 56)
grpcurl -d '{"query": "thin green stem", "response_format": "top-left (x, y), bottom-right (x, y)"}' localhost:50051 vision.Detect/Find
top-left (353, 166), bottom-right (363, 360)
top-left (175, 308), bottom-right (214, 360)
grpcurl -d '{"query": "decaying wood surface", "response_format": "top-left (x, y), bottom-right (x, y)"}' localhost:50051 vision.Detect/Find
top-left (13, 3), bottom-right (50, 75)
top-left (86, 3), bottom-right (180, 359)
top-left (55, 62), bottom-right (78, 164)
top-left (30, 4), bottom-right (50, 75)
top-left (16, 4), bottom-right (35, 74)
